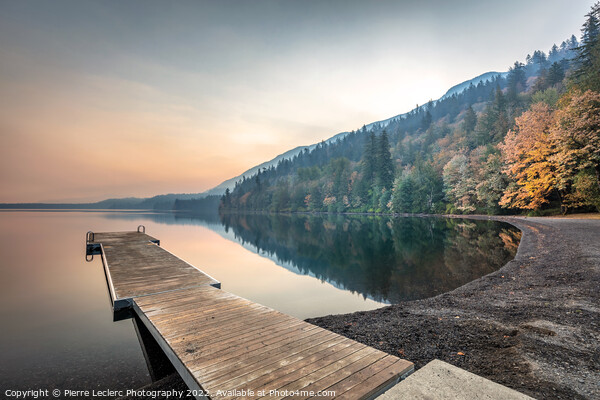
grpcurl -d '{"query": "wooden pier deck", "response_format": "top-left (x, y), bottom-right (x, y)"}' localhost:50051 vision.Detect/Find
top-left (87, 228), bottom-right (413, 399)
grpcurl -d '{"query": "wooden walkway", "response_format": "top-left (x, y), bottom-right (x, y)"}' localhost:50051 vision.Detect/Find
top-left (87, 229), bottom-right (413, 399)
top-left (87, 230), bottom-right (220, 311)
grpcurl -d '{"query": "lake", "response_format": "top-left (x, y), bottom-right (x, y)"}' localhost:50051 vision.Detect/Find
top-left (0, 210), bottom-right (520, 394)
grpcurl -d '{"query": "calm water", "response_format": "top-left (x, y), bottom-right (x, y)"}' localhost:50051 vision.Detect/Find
top-left (0, 210), bottom-right (519, 394)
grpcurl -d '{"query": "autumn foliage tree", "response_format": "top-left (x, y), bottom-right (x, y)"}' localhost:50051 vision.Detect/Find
top-left (499, 103), bottom-right (559, 210)
top-left (552, 90), bottom-right (600, 189)
top-left (552, 90), bottom-right (600, 210)
top-left (499, 91), bottom-right (600, 213)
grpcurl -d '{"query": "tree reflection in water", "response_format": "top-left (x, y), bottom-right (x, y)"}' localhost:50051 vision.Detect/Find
top-left (220, 214), bottom-right (521, 303)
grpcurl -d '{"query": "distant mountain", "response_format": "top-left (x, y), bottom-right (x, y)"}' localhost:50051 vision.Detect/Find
top-left (439, 71), bottom-right (508, 101)
top-left (362, 71), bottom-right (509, 131)
top-left (201, 130), bottom-right (350, 197)
top-left (203, 71), bottom-right (507, 197)
top-left (0, 192), bottom-right (208, 210)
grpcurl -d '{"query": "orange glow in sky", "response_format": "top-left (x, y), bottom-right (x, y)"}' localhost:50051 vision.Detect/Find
top-left (0, 1), bottom-right (593, 202)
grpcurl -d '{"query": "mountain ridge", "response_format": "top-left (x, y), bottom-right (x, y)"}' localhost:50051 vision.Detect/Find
top-left (203, 70), bottom-right (507, 197)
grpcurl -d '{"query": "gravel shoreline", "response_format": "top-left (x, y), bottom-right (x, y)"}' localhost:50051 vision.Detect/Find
top-left (307, 216), bottom-right (600, 399)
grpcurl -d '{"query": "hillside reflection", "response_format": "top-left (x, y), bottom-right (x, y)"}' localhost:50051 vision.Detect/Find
top-left (219, 214), bottom-right (521, 303)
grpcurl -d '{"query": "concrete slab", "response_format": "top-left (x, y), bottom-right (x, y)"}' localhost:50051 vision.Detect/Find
top-left (377, 359), bottom-right (534, 400)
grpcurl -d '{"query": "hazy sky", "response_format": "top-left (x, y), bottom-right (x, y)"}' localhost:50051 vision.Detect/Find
top-left (0, 0), bottom-right (594, 202)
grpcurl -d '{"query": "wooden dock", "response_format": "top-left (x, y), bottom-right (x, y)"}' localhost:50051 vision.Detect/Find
top-left (86, 228), bottom-right (413, 399)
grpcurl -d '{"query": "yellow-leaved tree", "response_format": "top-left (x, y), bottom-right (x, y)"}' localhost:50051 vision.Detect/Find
top-left (552, 90), bottom-right (600, 190)
top-left (552, 90), bottom-right (600, 209)
top-left (500, 91), bottom-right (600, 213)
top-left (499, 103), bottom-right (559, 210)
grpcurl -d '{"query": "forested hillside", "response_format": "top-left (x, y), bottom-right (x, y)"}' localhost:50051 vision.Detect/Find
top-left (221, 3), bottom-right (600, 216)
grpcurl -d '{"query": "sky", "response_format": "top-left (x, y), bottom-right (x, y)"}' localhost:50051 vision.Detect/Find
top-left (0, 0), bottom-right (595, 202)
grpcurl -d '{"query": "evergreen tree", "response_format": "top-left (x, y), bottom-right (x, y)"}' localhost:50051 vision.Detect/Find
top-left (222, 188), bottom-right (231, 209)
top-left (255, 170), bottom-right (262, 191)
top-left (492, 86), bottom-right (510, 141)
top-left (375, 130), bottom-right (395, 190)
top-left (547, 62), bottom-right (565, 86)
top-left (573, 2), bottom-right (600, 91)
top-left (413, 159), bottom-right (444, 212)
top-left (549, 44), bottom-right (560, 62)
top-left (392, 174), bottom-right (416, 213)
top-left (507, 61), bottom-right (526, 103)
top-left (569, 34), bottom-right (579, 50)
top-left (421, 100), bottom-right (434, 130)
top-left (421, 110), bottom-right (433, 130)
top-left (474, 107), bottom-right (494, 147)
top-left (532, 65), bottom-right (548, 92)
top-left (531, 50), bottom-right (547, 70)
top-left (361, 131), bottom-right (376, 186)
top-left (462, 105), bottom-right (477, 133)
top-left (308, 184), bottom-right (323, 210)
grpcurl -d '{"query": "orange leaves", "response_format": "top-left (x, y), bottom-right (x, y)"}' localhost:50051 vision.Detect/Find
top-left (500, 90), bottom-right (600, 211)
top-left (303, 194), bottom-right (312, 207)
top-left (322, 195), bottom-right (337, 207)
top-left (500, 103), bottom-right (557, 210)
top-left (552, 90), bottom-right (600, 185)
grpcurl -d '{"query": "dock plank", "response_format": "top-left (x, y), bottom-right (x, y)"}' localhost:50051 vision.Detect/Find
top-left (235, 340), bottom-right (363, 399)
top-left (90, 231), bottom-right (220, 307)
top-left (202, 334), bottom-right (343, 388)
top-left (270, 348), bottom-right (386, 400)
top-left (90, 230), bottom-right (414, 399)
